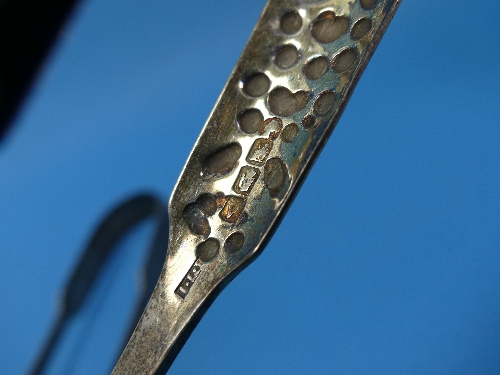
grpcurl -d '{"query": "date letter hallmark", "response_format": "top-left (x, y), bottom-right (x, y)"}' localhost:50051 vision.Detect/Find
top-left (220, 196), bottom-right (246, 223)
top-left (233, 166), bottom-right (260, 196)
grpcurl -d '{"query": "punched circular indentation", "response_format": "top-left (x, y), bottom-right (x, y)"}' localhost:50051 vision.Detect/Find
top-left (196, 193), bottom-right (218, 216)
top-left (360, 0), bottom-right (377, 10)
top-left (183, 203), bottom-right (210, 237)
top-left (268, 87), bottom-right (298, 117)
top-left (331, 48), bottom-right (358, 73)
top-left (237, 108), bottom-right (263, 134)
top-left (242, 73), bottom-right (270, 97)
top-left (295, 90), bottom-right (310, 112)
top-left (302, 114), bottom-right (316, 129)
top-left (311, 12), bottom-right (350, 44)
top-left (313, 90), bottom-right (336, 116)
top-left (281, 123), bottom-right (299, 143)
top-left (303, 56), bottom-right (329, 80)
top-left (274, 45), bottom-right (299, 69)
top-left (280, 11), bottom-right (302, 34)
top-left (225, 232), bottom-right (245, 254)
top-left (264, 158), bottom-right (288, 197)
top-left (351, 17), bottom-right (372, 40)
top-left (196, 238), bottom-right (220, 263)
top-left (202, 143), bottom-right (242, 177)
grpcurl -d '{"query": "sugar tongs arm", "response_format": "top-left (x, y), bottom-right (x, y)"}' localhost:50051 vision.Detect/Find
top-left (112, 1), bottom-right (401, 374)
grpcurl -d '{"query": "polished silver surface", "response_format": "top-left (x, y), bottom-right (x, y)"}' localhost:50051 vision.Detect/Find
top-left (112, 1), bottom-right (401, 373)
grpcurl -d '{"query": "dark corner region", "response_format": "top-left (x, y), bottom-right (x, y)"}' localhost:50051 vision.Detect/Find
top-left (0, 0), bottom-right (81, 140)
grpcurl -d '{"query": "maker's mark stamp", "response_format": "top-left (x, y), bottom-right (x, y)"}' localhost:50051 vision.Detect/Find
top-left (175, 259), bottom-right (202, 299)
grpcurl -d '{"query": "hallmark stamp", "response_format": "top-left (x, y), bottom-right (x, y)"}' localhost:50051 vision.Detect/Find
top-left (233, 166), bottom-right (260, 196)
top-left (220, 195), bottom-right (246, 223)
top-left (247, 138), bottom-right (273, 166)
top-left (175, 259), bottom-right (203, 299)
top-left (259, 117), bottom-right (282, 140)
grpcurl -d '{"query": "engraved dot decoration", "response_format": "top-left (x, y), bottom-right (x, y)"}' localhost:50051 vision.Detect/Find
top-left (196, 238), bottom-right (220, 263)
top-left (331, 48), bottom-right (359, 73)
top-left (313, 91), bottom-right (336, 116)
top-left (311, 12), bottom-right (350, 44)
top-left (268, 87), bottom-right (300, 117)
top-left (202, 143), bottom-right (242, 178)
top-left (302, 114), bottom-right (316, 130)
top-left (183, 193), bottom-right (224, 238)
top-left (242, 73), bottom-right (270, 97)
top-left (196, 193), bottom-right (218, 216)
top-left (361, 0), bottom-right (378, 10)
top-left (233, 2), bottom-right (380, 143)
top-left (304, 56), bottom-right (329, 80)
top-left (183, 203), bottom-right (211, 237)
top-left (264, 158), bottom-right (288, 197)
top-left (238, 108), bottom-right (263, 134)
top-left (225, 2), bottom-right (379, 231)
top-left (188, 1), bottom-right (383, 268)
top-left (280, 11), bottom-right (302, 34)
top-left (351, 17), bottom-right (373, 40)
top-left (274, 45), bottom-right (300, 69)
top-left (224, 232), bottom-right (245, 254)
top-left (281, 123), bottom-right (299, 143)
top-left (267, 88), bottom-right (310, 117)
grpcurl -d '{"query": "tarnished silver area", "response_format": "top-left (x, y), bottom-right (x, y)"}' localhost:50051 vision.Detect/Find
top-left (112, 1), bottom-right (401, 374)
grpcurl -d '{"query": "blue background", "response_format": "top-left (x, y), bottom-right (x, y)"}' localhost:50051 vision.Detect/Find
top-left (1, 0), bottom-right (500, 374)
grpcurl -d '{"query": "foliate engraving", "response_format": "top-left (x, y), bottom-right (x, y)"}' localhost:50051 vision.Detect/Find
top-left (220, 196), bottom-right (246, 223)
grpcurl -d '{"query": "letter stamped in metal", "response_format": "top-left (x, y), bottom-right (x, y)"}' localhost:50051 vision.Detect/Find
top-left (175, 259), bottom-right (203, 299)
top-left (233, 166), bottom-right (260, 196)
top-left (246, 138), bottom-right (273, 166)
top-left (220, 195), bottom-right (246, 223)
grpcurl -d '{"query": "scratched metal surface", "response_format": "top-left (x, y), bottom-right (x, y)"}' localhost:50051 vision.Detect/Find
top-left (3, 0), bottom-right (500, 374)
top-left (112, 1), bottom-right (400, 373)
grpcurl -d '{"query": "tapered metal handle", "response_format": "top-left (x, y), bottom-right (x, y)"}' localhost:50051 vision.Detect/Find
top-left (112, 1), bottom-right (401, 373)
